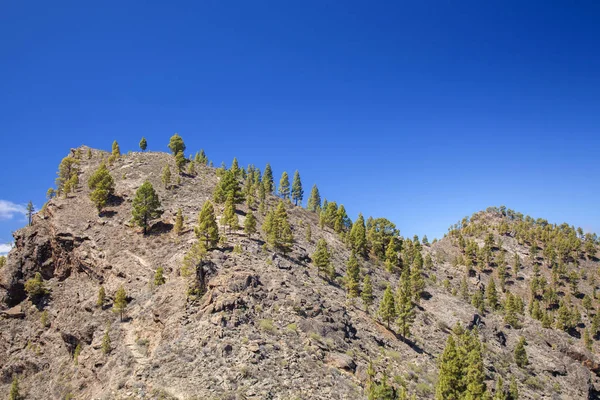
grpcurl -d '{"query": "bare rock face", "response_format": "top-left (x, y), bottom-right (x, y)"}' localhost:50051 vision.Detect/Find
top-left (0, 147), bottom-right (599, 399)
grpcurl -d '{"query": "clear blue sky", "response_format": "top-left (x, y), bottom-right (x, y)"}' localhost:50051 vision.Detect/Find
top-left (1, 1), bottom-right (599, 254)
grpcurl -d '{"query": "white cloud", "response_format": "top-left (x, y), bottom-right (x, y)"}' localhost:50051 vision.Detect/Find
top-left (0, 243), bottom-right (12, 255)
top-left (0, 200), bottom-right (27, 220)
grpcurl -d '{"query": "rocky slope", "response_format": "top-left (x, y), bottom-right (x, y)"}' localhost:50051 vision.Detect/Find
top-left (1, 147), bottom-right (599, 399)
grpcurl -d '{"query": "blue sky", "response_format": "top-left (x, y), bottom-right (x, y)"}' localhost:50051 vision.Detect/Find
top-left (1, 1), bottom-right (599, 254)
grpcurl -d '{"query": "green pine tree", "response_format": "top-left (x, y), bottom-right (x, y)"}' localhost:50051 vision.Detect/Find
top-left (154, 267), bottom-right (166, 286)
top-left (195, 201), bottom-right (220, 248)
top-left (9, 375), bottom-right (21, 400)
top-left (514, 336), bottom-right (528, 368)
top-left (278, 171), bottom-right (290, 199)
top-left (493, 376), bottom-right (507, 400)
top-left (584, 328), bottom-right (593, 351)
top-left (26, 201), bottom-right (34, 226)
top-left (411, 253), bottom-right (425, 303)
top-left (102, 326), bottom-right (111, 354)
top-left (306, 184), bottom-right (321, 212)
top-left (346, 252), bottom-right (361, 298)
top-left (396, 268), bottom-right (415, 338)
top-left (168, 133), bottom-right (186, 155)
top-left (384, 238), bottom-right (398, 273)
top-left (162, 164), bottom-right (171, 189)
top-left (88, 163), bottom-right (115, 212)
top-left (349, 213), bottom-right (367, 257)
top-left (362, 275), bottom-right (374, 312)
top-left (508, 375), bottom-right (519, 400)
top-left (96, 286), bottom-right (106, 308)
top-left (112, 140), bottom-right (121, 157)
top-left (486, 278), bottom-right (499, 310)
top-left (378, 285), bottom-right (396, 329)
top-left (312, 239), bottom-right (332, 278)
top-left (174, 208), bottom-right (184, 235)
top-left (231, 157), bottom-right (240, 178)
top-left (464, 334), bottom-right (486, 400)
top-left (131, 181), bottom-right (163, 234)
top-left (113, 286), bottom-right (127, 322)
top-left (175, 151), bottom-right (186, 173)
top-left (214, 170), bottom-right (244, 204)
top-left (435, 335), bottom-right (462, 400)
top-left (263, 163), bottom-right (274, 193)
top-left (139, 137), bottom-right (147, 151)
top-left (263, 201), bottom-right (294, 254)
top-left (221, 193), bottom-right (239, 232)
top-left (244, 210), bottom-right (257, 237)
top-left (291, 170), bottom-right (304, 206)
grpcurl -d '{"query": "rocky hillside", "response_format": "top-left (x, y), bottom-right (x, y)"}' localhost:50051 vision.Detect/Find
top-left (1, 146), bottom-right (599, 399)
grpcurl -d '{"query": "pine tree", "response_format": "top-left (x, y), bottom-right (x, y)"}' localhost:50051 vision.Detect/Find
top-left (113, 286), bottom-right (127, 322)
top-left (131, 181), bottom-right (163, 234)
top-left (378, 285), bottom-right (396, 329)
top-left (508, 376), bottom-right (518, 400)
top-left (112, 140), bottom-right (121, 157)
top-left (291, 170), bottom-right (304, 206)
top-left (263, 201), bottom-right (294, 254)
top-left (504, 292), bottom-right (520, 328)
top-left (305, 224), bottom-right (312, 243)
top-left (244, 210), bottom-right (257, 237)
top-left (97, 286), bottom-right (106, 308)
top-left (584, 328), bottom-right (593, 351)
top-left (384, 238), bottom-right (398, 273)
top-left (197, 149), bottom-right (208, 165)
top-left (486, 278), bottom-right (499, 310)
top-left (350, 213), bottom-right (367, 257)
top-left (411, 253), bottom-right (425, 303)
top-left (231, 157), bottom-right (240, 178)
top-left (88, 163), bottom-right (115, 212)
top-left (514, 336), bottom-right (528, 368)
top-left (162, 164), bottom-right (171, 189)
top-left (464, 334), bottom-right (486, 400)
top-left (154, 267), bottom-right (166, 286)
top-left (435, 335), bottom-right (462, 400)
top-left (174, 208), bottom-right (184, 235)
top-left (186, 160), bottom-right (196, 176)
top-left (346, 252), bottom-right (360, 297)
top-left (102, 326), bottom-right (111, 354)
top-left (26, 201), bottom-right (34, 226)
top-left (460, 275), bottom-right (470, 301)
top-left (175, 150), bottom-right (186, 173)
top-left (334, 204), bottom-right (350, 233)
top-left (46, 188), bottom-right (56, 200)
top-left (263, 163), bottom-right (274, 193)
top-left (139, 137), bottom-right (147, 151)
top-left (56, 155), bottom-right (79, 193)
top-left (312, 239), bottom-right (332, 278)
top-left (512, 253), bottom-right (520, 278)
top-left (362, 275), bottom-right (374, 312)
top-left (168, 133), bottom-right (186, 155)
top-left (9, 375), bottom-right (21, 400)
top-left (195, 201), bottom-right (220, 248)
top-left (278, 171), bottom-right (290, 199)
top-left (492, 376), bottom-right (507, 400)
top-left (307, 184), bottom-right (321, 212)
top-left (221, 193), bottom-right (239, 232)
top-left (396, 268), bottom-right (415, 338)
top-left (214, 170), bottom-right (244, 204)
top-left (472, 290), bottom-right (485, 314)
top-left (87, 147), bottom-right (92, 159)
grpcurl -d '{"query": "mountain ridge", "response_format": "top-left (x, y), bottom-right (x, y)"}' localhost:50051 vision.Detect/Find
top-left (0, 144), bottom-right (599, 399)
